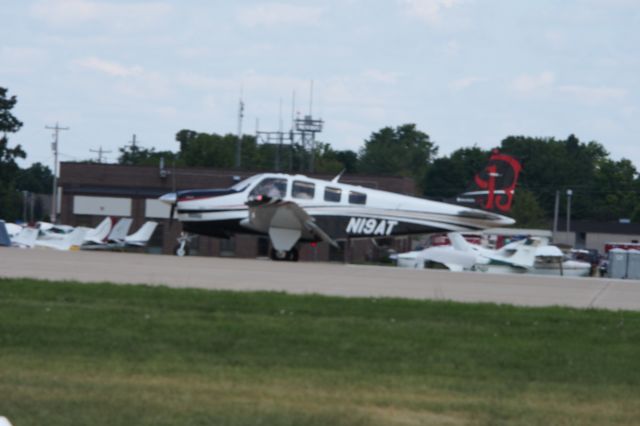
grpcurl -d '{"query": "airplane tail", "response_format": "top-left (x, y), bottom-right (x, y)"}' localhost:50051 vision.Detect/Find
top-left (84, 217), bottom-right (113, 244)
top-left (108, 218), bottom-right (133, 243)
top-left (455, 149), bottom-right (522, 214)
top-left (447, 232), bottom-right (474, 252)
top-left (125, 221), bottom-right (158, 246)
top-left (0, 221), bottom-right (10, 247)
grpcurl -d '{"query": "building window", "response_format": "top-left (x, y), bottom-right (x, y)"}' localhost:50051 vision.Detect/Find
top-left (249, 178), bottom-right (288, 198)
top-left (324, 187), bottom-right (341, 202)
top-left (292, 181), bottom-right (315, 199)
top-left (349, 191), bottom-right (366, 205)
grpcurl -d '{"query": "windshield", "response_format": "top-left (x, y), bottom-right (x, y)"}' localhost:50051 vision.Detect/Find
top-left (230, 175), bottom-right (262, 192)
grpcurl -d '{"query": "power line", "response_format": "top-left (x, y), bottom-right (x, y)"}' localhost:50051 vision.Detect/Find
top-left (90, 146), bottom-right (112, 163)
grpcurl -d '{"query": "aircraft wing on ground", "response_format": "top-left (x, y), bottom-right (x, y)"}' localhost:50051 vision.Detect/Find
top-left (241, 197), bottom-right (338, 252)
top-left (11, 227), bottom-right (39, 248)
top-left (35, 227), bottom-right (89, 250)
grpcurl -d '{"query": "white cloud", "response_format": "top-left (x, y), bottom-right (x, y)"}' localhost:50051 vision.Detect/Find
top-left (0, 46), bottom-right (47, 74)
top-left (510, 72), bottom-right (626, 105)
top-left (236, 3), bottom-right (323, 27)
top-left (450, 76), bottom-right (482, 91)
top-left (510, 71), bottom-right (555, 94)
top-left (74, 57), bottom-right (143, 77)
top-left (558, 85), bottom-right (626, 104)
top-left (30, 0), bottom-right (171, 29)
top-left (362, 69), bottom-right (400, 84)
top-left (399, 0), bottom-right (461, 24)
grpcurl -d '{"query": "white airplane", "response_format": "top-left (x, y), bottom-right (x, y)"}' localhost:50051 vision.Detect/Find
top-left (34, 226), bottom-right (89, 251)
top-left (397, 232), bottom-right (591, 277)
top-left (160, 171), bottom-right (516, 261)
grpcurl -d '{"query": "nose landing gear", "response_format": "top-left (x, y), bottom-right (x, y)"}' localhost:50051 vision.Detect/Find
top-left (269, 247), bottom-right (299, 261)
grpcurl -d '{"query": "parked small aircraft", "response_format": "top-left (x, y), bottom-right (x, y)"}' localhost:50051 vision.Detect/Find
top-left (160, 152), bottom-right (521, 260)
top-left (396, 232), bottom-right (591, 277)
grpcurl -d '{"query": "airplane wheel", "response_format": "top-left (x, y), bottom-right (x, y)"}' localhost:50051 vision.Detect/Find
top-left (287, 248), bottom-right (299, 262)
top-left (270, 248), bottom-right (284, 261)
top-left (174, 243), bottom-right (189, 257)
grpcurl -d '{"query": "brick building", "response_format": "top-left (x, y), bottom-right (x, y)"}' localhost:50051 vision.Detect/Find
top-left (58, 162), bottom-right (416, 262)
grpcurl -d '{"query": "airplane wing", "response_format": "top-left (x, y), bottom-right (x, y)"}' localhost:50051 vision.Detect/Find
top-left (241, 197), bottom-right (338, 252)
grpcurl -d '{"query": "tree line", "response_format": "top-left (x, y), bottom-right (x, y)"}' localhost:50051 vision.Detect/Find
top-left (2, 86), bottom-right (639, 226)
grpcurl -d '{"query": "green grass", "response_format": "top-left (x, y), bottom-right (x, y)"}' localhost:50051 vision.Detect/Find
top-left (1, 278), bottom-right (639, 425)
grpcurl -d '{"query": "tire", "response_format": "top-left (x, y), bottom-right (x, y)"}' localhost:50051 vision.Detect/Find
top-left (287, 248), bottom-right (299, 262)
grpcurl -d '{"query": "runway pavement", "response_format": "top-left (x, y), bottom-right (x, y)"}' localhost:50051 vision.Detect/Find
top-left (1, 247), bottom-right (640, 310)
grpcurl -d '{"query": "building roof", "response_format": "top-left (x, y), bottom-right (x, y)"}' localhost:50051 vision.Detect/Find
top-left (556, 220), bottom-right (640, 235)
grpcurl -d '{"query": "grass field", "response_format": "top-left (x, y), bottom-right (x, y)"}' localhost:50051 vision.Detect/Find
top-left (1, 277), bottom-right (639, 425)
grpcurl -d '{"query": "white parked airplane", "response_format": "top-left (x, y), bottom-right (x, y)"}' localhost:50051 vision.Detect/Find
top-left (397, 232), bottom-right (591, 277)
top-left (160, 171), bottom-right (516, 261)
top-left (35, 226), bottom-right (89, 251)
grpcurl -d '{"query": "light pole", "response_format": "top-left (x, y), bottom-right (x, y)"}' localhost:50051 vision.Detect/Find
top-left (566, 189), bottom-right (573, 235)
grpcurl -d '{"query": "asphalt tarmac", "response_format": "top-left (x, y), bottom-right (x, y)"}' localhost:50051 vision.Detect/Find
top-left (1, 247), bottom-right (639, 310)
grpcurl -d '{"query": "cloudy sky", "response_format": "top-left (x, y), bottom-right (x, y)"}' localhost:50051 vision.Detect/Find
top-left (2, 0), bottom-right (639, 169)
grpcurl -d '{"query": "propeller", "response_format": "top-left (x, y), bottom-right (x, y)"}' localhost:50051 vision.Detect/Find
top-left (159, 192), bottom-right (178, 227)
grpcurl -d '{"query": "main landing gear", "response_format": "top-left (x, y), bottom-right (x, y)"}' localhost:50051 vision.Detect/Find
top-left (269, 247), bottom-right (299, 262)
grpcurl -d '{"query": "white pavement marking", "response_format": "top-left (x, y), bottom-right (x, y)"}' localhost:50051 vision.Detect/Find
top-left (1, 247), bottom-right (639, 310)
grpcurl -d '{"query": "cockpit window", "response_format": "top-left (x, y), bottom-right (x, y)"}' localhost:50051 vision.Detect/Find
top-left (249, 178), bottom-right (288, 198)
top-left (292, 181), bottom-right (315, 200)
top-left (349, 191), bottom-right (366, 205)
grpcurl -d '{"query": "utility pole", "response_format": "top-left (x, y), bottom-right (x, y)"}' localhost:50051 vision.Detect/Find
top-left (552, 190), bottom-right (560, 236)
top-left (45, 122), bottom-right (69, 224)
top-left (90, 146), bottom-right (112, 163)
top-left (236, 91), bottom-right (244, 169)
top-left (566, 189), bottom-right (573, 235)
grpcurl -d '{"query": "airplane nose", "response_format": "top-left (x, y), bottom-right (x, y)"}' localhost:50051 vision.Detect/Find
top-left (159, 192), bottom-right (177, 205)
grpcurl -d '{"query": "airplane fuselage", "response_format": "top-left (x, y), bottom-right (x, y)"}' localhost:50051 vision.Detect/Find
top-left (166, 173), bottom-right (515, 244)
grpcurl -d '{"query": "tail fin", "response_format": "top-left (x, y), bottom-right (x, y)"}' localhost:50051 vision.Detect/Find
top-left (125, 221), bottom-right (158, 246)
top-left (108, 218), bottom-right (133, 243)
top-left (0, 221), bottom-right (10, 247)
top-left (456, 149), bottom-right (522, 213)
top-left (447, 232), bottom-right (474, 252)
top-left (84, 217), bottom-right (113, 244)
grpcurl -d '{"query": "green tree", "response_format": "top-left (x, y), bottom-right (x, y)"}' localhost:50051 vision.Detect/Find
top-left (499, 134), bottom-right (608, 220)
top-left (509, 188), bottom-right (546, 228)
top-left (423, 146), bottom-right (489, 198)
top-left (16, 162), bottom-right (53, 194)
top-left (359, 124), bottom-right (437, 188)
top-left (0, 87), bottom-right (26, 220)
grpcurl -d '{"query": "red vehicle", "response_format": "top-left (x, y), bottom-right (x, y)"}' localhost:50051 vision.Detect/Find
top-left (604, 242), bottom-right (640, 253)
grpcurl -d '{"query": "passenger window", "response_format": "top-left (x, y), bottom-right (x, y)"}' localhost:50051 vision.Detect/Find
top-left (249, 178), bottom-right (288, 198)
top-left (324, 187), bottom-right (341, 202)
top-left (349, 191), bottom-right (366, 205)
top-left (292, 181), bottom-right (315, 199)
